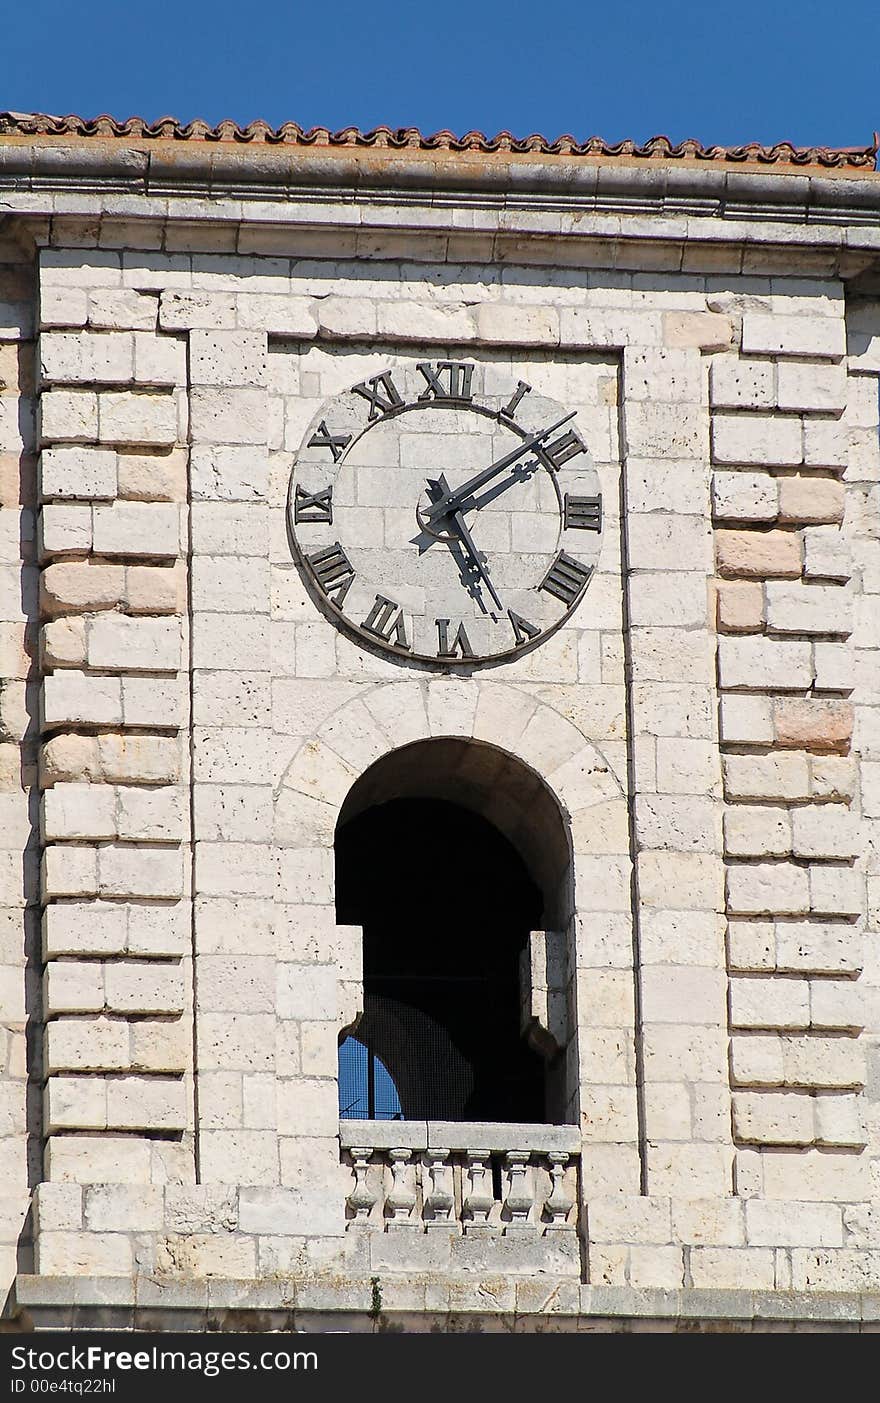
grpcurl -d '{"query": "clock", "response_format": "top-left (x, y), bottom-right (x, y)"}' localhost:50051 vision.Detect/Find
top-left (287, 360), bottom-right (603, 666)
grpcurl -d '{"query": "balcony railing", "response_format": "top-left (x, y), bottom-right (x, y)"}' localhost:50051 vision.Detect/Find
top-left (339, 1121), bottom-right (580, 1235)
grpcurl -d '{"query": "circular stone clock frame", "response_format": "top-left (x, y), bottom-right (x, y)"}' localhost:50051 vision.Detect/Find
top-left (287, 360), bottom-right (604, 669)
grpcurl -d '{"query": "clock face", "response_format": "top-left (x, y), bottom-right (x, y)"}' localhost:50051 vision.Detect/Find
top-left (287, 360), bottom-right (603, 666)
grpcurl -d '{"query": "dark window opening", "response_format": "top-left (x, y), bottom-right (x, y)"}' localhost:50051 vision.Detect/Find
top-left (336, 796), bottom-right (547, 1123)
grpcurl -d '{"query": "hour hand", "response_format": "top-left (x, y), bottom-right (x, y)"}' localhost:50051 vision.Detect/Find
top-left (424, 474), bottom-right (504, 613)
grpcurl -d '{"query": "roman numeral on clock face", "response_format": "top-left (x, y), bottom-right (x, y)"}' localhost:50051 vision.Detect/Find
top-left (417, 361), bottom-right (475, 403)
top-left (501, 380), bottom-right (532, 420)
top-left (308, 542), bottom-right (355, 606)
top-left (352, 371), bottom-right (405, 421)
top-left (436, 618), bottom-right (475, 659)
top-left (564, 493), bottom-right (602, 531)
top-left (294, 485), bottom-right (333, 524)
top-left (307, 420), bottom-right (351, 462)
top-left (542, 428), bottom-right (586, 470)
top-left (508, 610), bottom-right (541, 646)
top-left (540, 551), bottom-right (593, 606)
top-left (362, 595), bottom-right (411, 650)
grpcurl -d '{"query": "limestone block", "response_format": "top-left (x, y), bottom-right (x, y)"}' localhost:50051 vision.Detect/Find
top-left (121, 676), bottom-right (185, 728)
top-left (41, 332), bottom-right (133, 386)
top-left (726, 863), bottom-right (809, 918)
top-left (44, 1133), bottom-right (151, 1183)
top-left (88, 289), bottom-right (158, 332)
top-left (712, 414), bottom-right (802, 468)
top-left (717, 636), bottom-right (813, 690)
top-left (791, 805), bottom-right (856, 859)
top-left (235, 294), bottom-right (316, 336)
top-left (729, 1034), bottom-right (785, 1086)
top-left (98, 846), bottom-right (184, 899)
top-left (640, 966), bottom-right (726, 1024)
top-left (42, 670), bottom-right (122, 727)
top-left (765, 582), bottom-right (852, 637)
top-left (634, 795), bottom-right (717, 852)
top-left (377, 300), bottom-right (476, 343)
top-left (45, 1016), bottom-right (129, 1073)
top-left (44, 961), bottom-right (104, 1014)
top-left (84, 1184), bottom-right (163, 1232)
top-left (96, 733), bottom-right (180, 784)
top-left (40, 732), bottom-right (99, 784)
top-left (781, 1035), bottom-right (864, 1090)
top-left (42, 902), bottom-right (127, 957)
top-left (627, 571), bottom-right (707, 628)
top-left (106, 1076), bottom-right (186, 1130)
top-left (809, 755), bottom-right (856, 802)
top-left (190, 445), bottom-right (269, 502)
top-left (98, 391), bottom-right (177, 447)
top-left (40, 446), bottom-right (117, 500)
top-left (87, 615), bottom-right (182, 672)
top-left (627, 516), bottom-right (711, 573)
top-left (645, 1145), bottom-right (732, 1200)
top-left (33, 1183), bottom-right (83, 1233)
top-left (91, 502), bottom-right (179, 557)
top-left (716, 580), bottom-right (763, 632)
top-left (191, 556), bottom-right (270, 614)
top-left (275, 963), bottom-right (337, 1022)
top-left (745, 1199), bottom-right (843, 1248)
top-left (624, 403), bottom-right (704, 460)
top-left (809, 982), bottom-right (864, 1033)
top-left (159, 291), bottom-right (237, 331)
top-left (813, 1094), bottom-right (865, 1148)
top-left (196, 955), bottom-right (274, 1014)
top-left (719, 694), bottom-right (773, 745)
top-left (116, 785), bottom-right (186, 841)
top-left (637, 850), bottom-right (721, 911)
top-left (688, 1244), bottom-right (777, 1290)
top-left (189, 387), bottom-right (266, 445)
top-left (761, 1148), bottom-right (868, 1202)
top-left (41, 561), bottom-right (125, 615)
top-left (723, 806), bottom-right (790, 858)
top-left (41, 843), bottom-right (97, 898)
top-left (654, 737), bottom-right (719, 794)
top-left (776, 361), bottom-right (847, 413)
top-left (39, 504), bottom-right (92, 556)
top-left (802, 419), bottom-right (848, 470)
top-left (196, 842), bottom-right (273, 899)
top-left (124, 565), bottom-right (183, 614)
top-left (117, 448), bottom-right (187, 502)
top-left (778, 476), bottom-right (845, 525)
top-left (741, 313), bottom-right (845, 360)
top-left (732, 1091), bottom-right (814, 1145)
top-left (192, 615), bottom-right (269, 671)
top-left (715, 529), bottom-right (801, 579)
top-left (712, 472), bottom-right (778, 523)
top-left (774, 921), bottom-right (862, 974)
top-left (709, 356), bottom-right (775, 411)
top-left (42, 782), bottom-right (116, 841)
top-left (196, 784), bottom-right (273, 843)
top-left (40, 287), bottom-right (89, 330)
top-left (729, 974), bottom-right (810, 1028)
top-left (726, 920), bottom-right (775, 972)
top-left (663, 311), bottom-right (732, 351)
top-left (127, 903), bottom-right (189, 956)
top-left (803, 526), bottom-right (851, 582)
top-left (156, 1232), bottom-right (258, 1278)
top-left (40, 390), bottom-right (99, 444)
top-left (104, 961), bottom-right (185, 1015)
top-left (190, 330), bottom-right (266, 388)
top-left (808, 864), bottom-right (862, 917)
top-left (812, 643), bottom-right (854, 694)
top-left (130, 1019), bottom-right (190, 1073)
top-left (37, 1230), bottom-right (133, 1276)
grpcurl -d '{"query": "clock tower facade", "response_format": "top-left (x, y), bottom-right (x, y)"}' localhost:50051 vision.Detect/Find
top-left (0, 117), bottom-right (879, 1330)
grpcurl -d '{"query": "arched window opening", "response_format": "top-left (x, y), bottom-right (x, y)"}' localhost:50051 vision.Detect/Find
top-left (336, 795), bottom-right (548, 1123)
top-left (338, 1034), bottom-right (403, 1120)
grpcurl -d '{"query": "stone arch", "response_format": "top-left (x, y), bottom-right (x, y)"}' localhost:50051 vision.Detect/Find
top-left (275, 678), bottom-right (633, 1129)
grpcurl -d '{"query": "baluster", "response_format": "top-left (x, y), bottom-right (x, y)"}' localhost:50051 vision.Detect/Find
top-left (423, 1148), bottom-right (454, 1229)
top-left (463, 1150), bottom-right (496, 1232)
top-left (543, 1152), bottom-right (574, 1231)
top-left (385, 1147), bottom-right (418, 1229)
top-left (503, 1150), bottom-right (535, 1232)
top-left (346, 1146), bottom-right (377, 1227)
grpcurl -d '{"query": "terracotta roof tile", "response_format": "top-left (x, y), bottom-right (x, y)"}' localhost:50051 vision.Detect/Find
top-left (0, 112), bottom-right (876, 170)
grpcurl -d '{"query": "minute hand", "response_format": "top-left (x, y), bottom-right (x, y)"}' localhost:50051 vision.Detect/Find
top-left (423, 411), bottom-right (576, 524)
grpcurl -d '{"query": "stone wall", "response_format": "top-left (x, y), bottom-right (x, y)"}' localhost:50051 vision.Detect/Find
top-left (0, 161), bottom-right (878, 1323)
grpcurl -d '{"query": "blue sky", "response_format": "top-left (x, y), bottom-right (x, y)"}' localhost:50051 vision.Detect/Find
top-left (4, 1), bottom-right (878, 153)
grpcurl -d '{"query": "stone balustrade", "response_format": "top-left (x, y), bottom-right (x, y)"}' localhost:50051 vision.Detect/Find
top-left (339, 1121), bottom-right (580, 1234)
